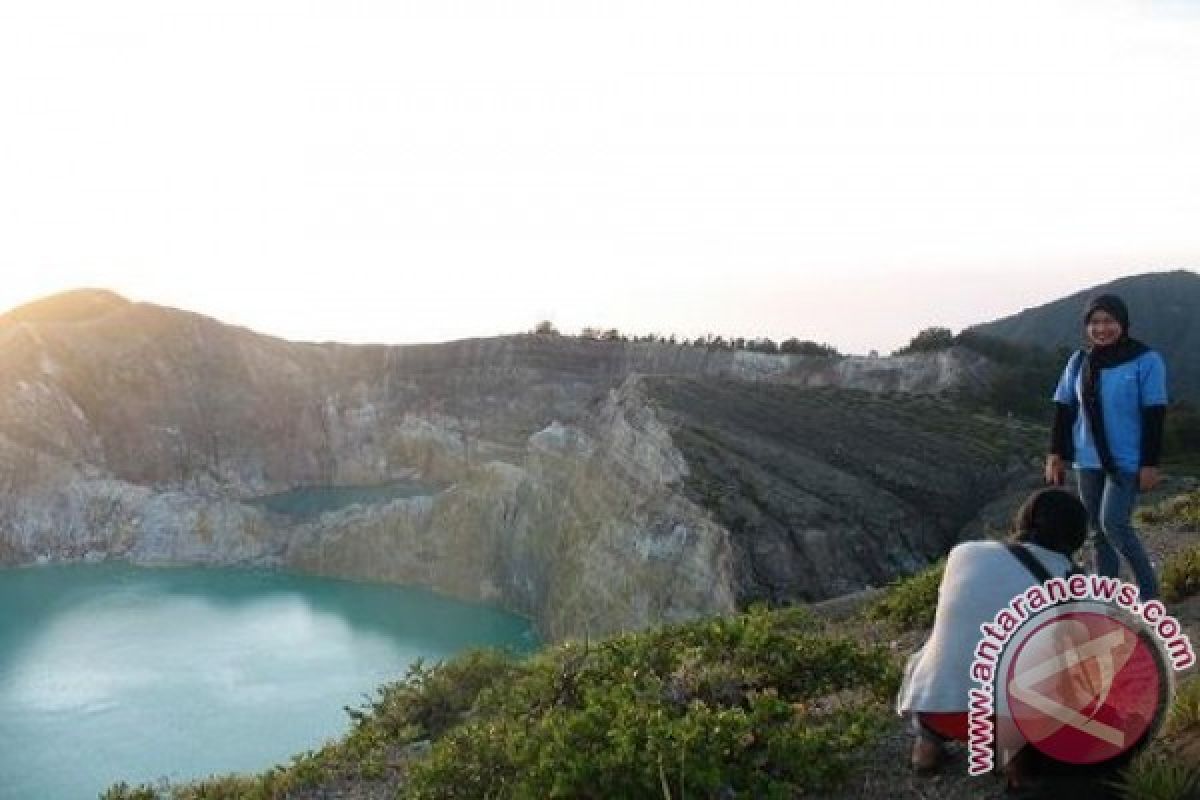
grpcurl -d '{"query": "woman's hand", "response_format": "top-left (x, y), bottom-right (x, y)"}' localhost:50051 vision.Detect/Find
top-left (1044, 454), bottom-right (1066, 486)
top-left (1138, 466), bottom-right (1161, 492)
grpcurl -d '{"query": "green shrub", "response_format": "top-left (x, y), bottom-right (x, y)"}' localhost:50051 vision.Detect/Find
top-left (865, 561), bottom-right (945, 631)
top-left (893, 327), bottom-right (955, 356)
top-left (403, 607), bottom-right (897, 799)
top-left (171, 775), bottom-right (270, 800)
top-left (1137, 489), bottom-right (1200, 529)
top-left (1167, 676), bottom-right (1200, 736)
top-left (1160, 545), bottom-right (1200, 604)
top-left (1114, 753), bottom-right (1200, 800)
top-left (408, 694), bottom-right (884, 799)
top-left (356, 648), bottom-right (519, 741)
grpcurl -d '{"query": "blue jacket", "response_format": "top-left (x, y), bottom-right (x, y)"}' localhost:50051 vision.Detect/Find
top-left (1052, 349), bottom-right (1168, 473)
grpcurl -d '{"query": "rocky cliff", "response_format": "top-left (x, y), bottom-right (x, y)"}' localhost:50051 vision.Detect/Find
top-left (0, 290), bottom-right (1034, 638)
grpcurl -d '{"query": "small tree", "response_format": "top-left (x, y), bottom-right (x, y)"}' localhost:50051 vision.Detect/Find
top-left (780, 338), bottom-right (840, 357)
top-left (534, 320), bottom-right (559, 336)
top-left (894, 327), bottom-right (955, 355)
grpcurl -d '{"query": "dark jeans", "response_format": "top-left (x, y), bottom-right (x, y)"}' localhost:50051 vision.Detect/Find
top-left (1076, 469), bottom-right (1159, 601)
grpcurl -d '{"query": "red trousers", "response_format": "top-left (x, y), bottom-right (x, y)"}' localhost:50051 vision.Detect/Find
top-left (918, 711), bottom-right (969, 742)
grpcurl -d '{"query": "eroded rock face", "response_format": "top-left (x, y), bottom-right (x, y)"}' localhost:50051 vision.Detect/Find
top-left (0, 291), bottom-right (1022, 638)
top-left (644, 377), bottom-right (1038, 605)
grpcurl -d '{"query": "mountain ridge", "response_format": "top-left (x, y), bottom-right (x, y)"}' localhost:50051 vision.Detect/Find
top-left (969, 269), bottom-right (1200, 401)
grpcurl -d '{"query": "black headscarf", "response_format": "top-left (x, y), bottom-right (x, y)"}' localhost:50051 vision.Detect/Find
top-left (1080, 294), bottom-right (1148, 475)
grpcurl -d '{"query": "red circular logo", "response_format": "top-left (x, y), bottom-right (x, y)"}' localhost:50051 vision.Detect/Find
top-left (1005, 610), bottom-right (1165, 765)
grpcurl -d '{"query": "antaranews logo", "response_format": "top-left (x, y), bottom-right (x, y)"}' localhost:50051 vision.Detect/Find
top-left (966, 575), bottom-right (1195, 776)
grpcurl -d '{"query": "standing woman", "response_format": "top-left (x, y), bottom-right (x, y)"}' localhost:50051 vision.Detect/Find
top-left (1044, 293), bottom-right (1168, 600)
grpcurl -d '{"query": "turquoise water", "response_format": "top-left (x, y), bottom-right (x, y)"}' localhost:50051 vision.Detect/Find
top-left (0, 564), bottom-right (537, 800)
top-left (247, 483), bottom-right (434, 518)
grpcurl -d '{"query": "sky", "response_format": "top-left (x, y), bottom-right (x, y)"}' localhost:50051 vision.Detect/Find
top-left (2, 0), bottom-right (1199, 355)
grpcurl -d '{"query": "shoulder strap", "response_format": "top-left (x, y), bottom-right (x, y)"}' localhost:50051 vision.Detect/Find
top-left (1005, 543), bottom-right (1054, 584)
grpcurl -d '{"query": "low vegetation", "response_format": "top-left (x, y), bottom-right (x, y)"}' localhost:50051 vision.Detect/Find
top-left (1115, 755), bottom-right (1200, 800)
top-left (1168, 676), bottom-right (1200, 737)
top-left (1161, 545), bottom-right (1200, 605)
top-left (1138, 488), bottom-right (1200, 530)
top-left (865, 560), bottom-right (945, 632)
top-left (1116, 676), bottom-right (1200, 799)
top-left (1136, 488), bottom-right (1200, 603)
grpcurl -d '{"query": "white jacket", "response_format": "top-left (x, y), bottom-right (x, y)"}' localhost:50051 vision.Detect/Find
top-left (896, 540), bottom-right (1073, 714)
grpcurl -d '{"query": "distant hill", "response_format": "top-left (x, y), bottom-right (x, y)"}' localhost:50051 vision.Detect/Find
top-left (968, 270), bottom-right (1200, 402)
top-left (0, 287), bottom-right (131, 325)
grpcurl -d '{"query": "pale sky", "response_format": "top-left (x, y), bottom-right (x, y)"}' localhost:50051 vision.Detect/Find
top-left (2, 0), bottom-right (1199, 354)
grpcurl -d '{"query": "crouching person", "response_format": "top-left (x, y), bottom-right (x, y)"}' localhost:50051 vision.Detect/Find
top-left (896, 488), bottom-right (1088, 782)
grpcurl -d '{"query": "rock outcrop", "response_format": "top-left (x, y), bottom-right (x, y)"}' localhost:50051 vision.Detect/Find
top-left (0, 290), bottom-right (1031, 638)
